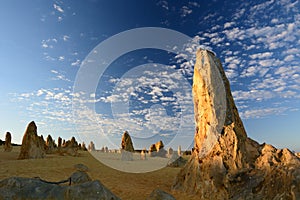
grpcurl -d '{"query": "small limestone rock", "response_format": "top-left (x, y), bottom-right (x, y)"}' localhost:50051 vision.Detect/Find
top-left (120, 149), bottom-right (133, 161)
top-left (167, 156), bottom-right (187, 168)
top-left (4, 132), bottom-right (13, 152)
top-left (81, 142), bottom-right (87, 151)
top-left (45, 134), bottom-right (56, 154)
top-left (155, 140), bottom-right (164, 151)
top-left (121, 131), bottom-right (134, 152)
top-left (70, 171), bottom-right (92, 185)
top-left (74, 164), bottom-right (89, 172)
top-left (57, 137), bottom-right (62, 148)
top-left (149, 144), bottom-right (157, 157)
top-left (62, 139), bottom-right (66, 147)
top-left (177, 145), bottom-right (181, 157)
top-left (88, 141), bottom-right (95, 151)
top-left (167, 147), bottom-right (173, 158)
top-left (60, 137), bottom-right (79, 156)
top-left (146, 189), bottom-right (176, 200)
top-left (141, 148), bottom-right (147, 160)
top-left (18, 121), bottom-right (46, 159)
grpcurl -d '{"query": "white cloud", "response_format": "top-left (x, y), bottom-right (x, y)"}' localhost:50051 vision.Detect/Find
top-left (63, 35), bottom-right (70, 41)
top-left (240, 107), bottom-right (288, 119)
top-left (53, 4), bottom-right (64, 13)
top-left (71, 59), bottom-right (81, 66)
top-left (224, 21), bottom-right (235, 29)
top-left (180, 6), bottom-right (193, 17)
top-left (232, 90), bottom-right (274, 101)
top-left (241, 66), bottom-right (257, 77)
top-left (283, 55), bottom-right (294, 62)
top-left (249, 52), bottom-right (273, 59)
top-left (156, 0), bottom-right (169, 10)
top-left (50, 70), bottom-right (71, 82)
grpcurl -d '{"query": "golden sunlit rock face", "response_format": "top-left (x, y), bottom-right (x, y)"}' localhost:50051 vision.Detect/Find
top-left (121, 131), bottom-right (135, 152)
top-left (173, 49), bottom-right (300, 199)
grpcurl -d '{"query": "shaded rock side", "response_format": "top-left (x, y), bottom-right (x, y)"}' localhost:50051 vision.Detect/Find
top-left (18, 121), bottom-right (46, 159)
top-left (173, 49), bottom-right (300, 199)
top-left (4, 132), bottom-right (13, 152)
top-left (121, 131), bottom-right (134, 152)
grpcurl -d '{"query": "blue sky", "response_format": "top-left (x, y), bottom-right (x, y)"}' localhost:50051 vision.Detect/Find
top-left (0, 0), bottom-right (299, 152)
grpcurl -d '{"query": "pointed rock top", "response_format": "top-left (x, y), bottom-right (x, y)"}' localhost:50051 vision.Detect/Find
top-left (27, 121), bottom-right (37, 134)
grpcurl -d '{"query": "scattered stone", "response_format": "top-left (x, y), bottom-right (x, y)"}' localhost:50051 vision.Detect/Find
top-left (172, 49), bottom-right (300, 199)
top-left (140, 148), bottom-right (147, 160)
top-left (155, 140), bottom-right (164, 151)
top-left (88, 141), bottom-right (95, 151)
top-left (18, 121), bottom-right (46, 159)
top-left (183, 150), bottom-right (191, 156)
top-left (100, 146), bottom-right (105, 152)
top-left (149, 144), bottom-right (157, 157)
top-left (57, 137), bottom-right (62, 148)
top-left (62, 139), bottom-right (66, 147)
top-left (81, 142), bottom-right (87, 151)
top-left (149, 141), bottom-right (167, 157)
top-left (177, 145), bottom-right (181, 157)
top-left (121, 131), bottom-right (134, 152)
top-left (70, 171), bottom-right (92, 185)
top-left (39, 135), bottom-right (47, 150)
top-left (4, 132), bottom-right (13, 152)
top-left (60, 137), bottom-right (79, 156)
top-left (167, 156), bottom-right (187, 168)
top-left (146, 189), bottom-right (176, 200)
top-left (74, 164), bottom-right (89, 172)
top-left (157, 148), bottom-right (167, 157)
top-left (167, 147), bottom-right (173, 158)
top-left (149, 144), bottom-right (156, 152)
top-left (120, 149), bottom-right (133, 161)
top-left (45, 134), bottom-right (56, 154)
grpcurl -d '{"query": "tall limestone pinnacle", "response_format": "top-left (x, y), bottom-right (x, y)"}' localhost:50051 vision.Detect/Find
top-left (173, 49), bottom-right (300, 199)
top-left (18, 121), bottom-right (46, 159)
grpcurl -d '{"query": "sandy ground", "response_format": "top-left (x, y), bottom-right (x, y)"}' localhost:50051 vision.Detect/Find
top-left (90, 151), bottom-right (170, 173)
top-left (0, 146), bottom-right (199, 200)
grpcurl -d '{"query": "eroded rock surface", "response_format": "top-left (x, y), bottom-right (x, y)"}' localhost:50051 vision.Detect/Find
top-left (173, 49), bottom-right (300, 199)
top-left (18, 121), bottom-right (46, 159)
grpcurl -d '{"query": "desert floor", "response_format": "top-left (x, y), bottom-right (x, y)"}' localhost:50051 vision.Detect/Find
top-left (0, 146), bottom-right (198, 200)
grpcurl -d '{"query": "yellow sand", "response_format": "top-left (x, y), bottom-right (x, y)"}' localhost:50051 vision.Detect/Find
top-left (0, 146), bottom-right (199, 200)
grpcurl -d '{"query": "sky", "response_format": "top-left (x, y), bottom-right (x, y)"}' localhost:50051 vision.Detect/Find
top-left (0, 0), bottom-right (300, 152)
